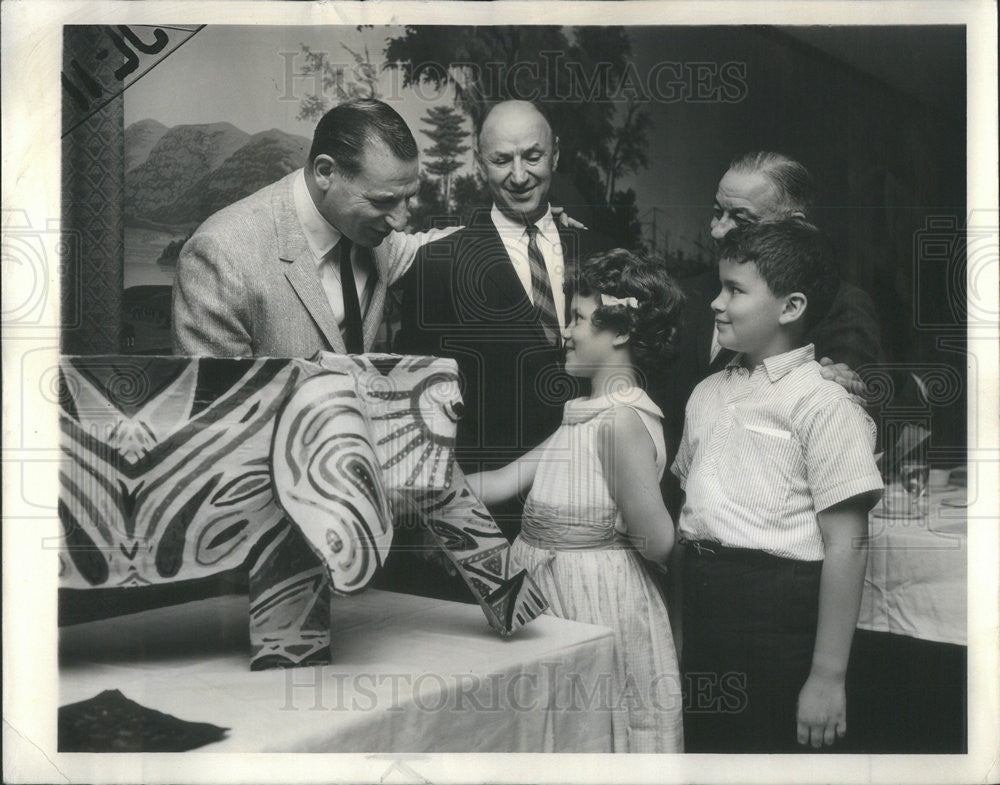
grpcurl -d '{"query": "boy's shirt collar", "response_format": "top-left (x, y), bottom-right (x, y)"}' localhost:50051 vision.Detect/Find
top-left (726, 343), bottom-right (816, 382)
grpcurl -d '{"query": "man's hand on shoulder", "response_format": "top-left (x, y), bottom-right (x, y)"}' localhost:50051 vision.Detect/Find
top-left (551, 205), bottom-right (588, 231)
top-left (818, 356), bottom-right (867, 397)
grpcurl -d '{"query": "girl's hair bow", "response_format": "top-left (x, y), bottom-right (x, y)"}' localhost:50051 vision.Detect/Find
top-left (600, 293), bottom-right (639, 309)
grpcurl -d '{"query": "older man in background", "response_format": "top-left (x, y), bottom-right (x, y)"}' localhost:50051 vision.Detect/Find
top-left (661, 151), bottom-right (883, 479)
top-left (708, 152), bottom-right (881, 370)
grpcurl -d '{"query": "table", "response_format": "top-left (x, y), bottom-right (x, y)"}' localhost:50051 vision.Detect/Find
top-left (858, 480), bottom-right (967, 645)
top-left (848, 479), bottom-right (968, 753)
top-left (60, 590), bottom-right (617, 752)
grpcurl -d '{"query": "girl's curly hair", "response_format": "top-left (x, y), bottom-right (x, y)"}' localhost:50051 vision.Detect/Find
top-left (565, 248), bottom-right (685, 386)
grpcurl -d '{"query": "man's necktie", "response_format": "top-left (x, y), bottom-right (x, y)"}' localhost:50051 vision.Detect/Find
top-left (708, 324), bottom-right (736, 371)
top-left (337, 237), bottom-right (364, 354)
top-left (709, 346), bottom-right (737, 373)
top-left (525, 224), bottom-right (560, 346)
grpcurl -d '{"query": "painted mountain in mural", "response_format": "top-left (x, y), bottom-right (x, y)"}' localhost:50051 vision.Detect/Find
top-left (124, 119), bottom-right (168, 173)
top-left (124, 121), bottom-right (251, 224)
top-left (124, 122), bottom-right (309, 227)
top-left (161, 129), bottom-right (310, 225)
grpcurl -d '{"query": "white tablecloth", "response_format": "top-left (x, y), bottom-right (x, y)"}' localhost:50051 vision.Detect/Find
top-left (59, 590), bottom-right (617, 752)
top-left (857, 482), bottom-right (967, 646)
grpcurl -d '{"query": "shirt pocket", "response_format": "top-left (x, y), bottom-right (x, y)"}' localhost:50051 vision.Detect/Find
top-left (717, 419), bottom-right (800, 514)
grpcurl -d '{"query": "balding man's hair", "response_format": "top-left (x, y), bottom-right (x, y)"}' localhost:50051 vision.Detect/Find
top-left (309, 99), bottom-right (417, 178)
top-left (475, 100), bottom-right (555, 139)
top-left (729, 152), bottom-right (816, 215)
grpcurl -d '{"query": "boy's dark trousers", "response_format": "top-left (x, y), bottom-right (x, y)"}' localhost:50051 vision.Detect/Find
top-left (681, 542), bottom-right (825, 753)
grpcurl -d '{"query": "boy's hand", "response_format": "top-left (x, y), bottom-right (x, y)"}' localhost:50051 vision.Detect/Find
top-left (818, 356), bottom-right (867, 396)
top-left (796, 671), bottom-right (847, 747)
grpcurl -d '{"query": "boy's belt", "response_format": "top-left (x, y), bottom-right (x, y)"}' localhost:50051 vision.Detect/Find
top-left (679, 537), bottom-right (822, 567)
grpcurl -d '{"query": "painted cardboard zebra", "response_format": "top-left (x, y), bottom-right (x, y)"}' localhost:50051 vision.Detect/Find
top-left (58, 354), bottom-right (547, 669)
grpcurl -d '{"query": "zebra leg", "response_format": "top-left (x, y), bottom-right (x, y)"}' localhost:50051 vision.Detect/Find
top-left (248, 519), bottom-right (332, 670)
top-left (271, 373), bottom-right (394, 595)
top-left (401, 467), bottom-right (548, 637)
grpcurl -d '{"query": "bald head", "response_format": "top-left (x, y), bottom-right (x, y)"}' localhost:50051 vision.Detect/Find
top-left (476, 101), bottom-right (559, 223)
top-left (479, 101), bottom-right (554, 148)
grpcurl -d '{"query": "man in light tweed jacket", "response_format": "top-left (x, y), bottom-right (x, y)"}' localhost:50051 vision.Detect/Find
top-left (172, 99), bottom-right (454, 358)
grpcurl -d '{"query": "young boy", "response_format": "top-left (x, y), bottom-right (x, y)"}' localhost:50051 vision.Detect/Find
top-left (671, 219), bottom-right (883, 753)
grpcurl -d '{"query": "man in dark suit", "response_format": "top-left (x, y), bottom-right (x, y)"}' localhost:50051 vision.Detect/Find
top-left (397, 100), bottom-right (611, 541)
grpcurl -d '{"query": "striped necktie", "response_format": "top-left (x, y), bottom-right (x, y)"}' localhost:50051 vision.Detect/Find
top-left (525, 223), bottom-right (560, 346)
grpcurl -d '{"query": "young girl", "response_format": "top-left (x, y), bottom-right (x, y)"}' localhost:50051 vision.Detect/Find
top-left (468, 249), bottom-right (685, 753)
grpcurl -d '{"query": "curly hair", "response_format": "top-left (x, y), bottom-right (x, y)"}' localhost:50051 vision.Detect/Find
top-left (564, 248), bottom-right (685, 386)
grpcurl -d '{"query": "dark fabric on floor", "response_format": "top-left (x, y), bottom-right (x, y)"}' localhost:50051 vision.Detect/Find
top-left (59, 689), bottom-right (228, 752)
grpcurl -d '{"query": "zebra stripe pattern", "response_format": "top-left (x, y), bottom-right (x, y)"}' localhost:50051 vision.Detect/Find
top-left (59, 354), bottom-right (548, 669)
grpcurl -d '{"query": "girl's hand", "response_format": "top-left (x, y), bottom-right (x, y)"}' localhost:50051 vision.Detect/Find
top-left (796, 671), bottom-right (847, 748)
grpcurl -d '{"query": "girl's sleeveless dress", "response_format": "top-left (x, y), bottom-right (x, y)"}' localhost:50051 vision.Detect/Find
top-left (510, 388), bottom-right (683, 753)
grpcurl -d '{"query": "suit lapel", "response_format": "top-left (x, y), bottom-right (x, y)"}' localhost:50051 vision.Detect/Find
top-left (557, 225), bottom-right (586, 265)
top-left (272, 175), bottom-right (345, 354)
top-left (687, 271), bottom-right (723, 377)
top-left (469, 211), bottom-right (533, 314)
top-left (557, 226), bottom-right (584, 325)
top-left (283, 256), bottom-right (346, 354)
top-left (696, 300), bottom-right (717, 377)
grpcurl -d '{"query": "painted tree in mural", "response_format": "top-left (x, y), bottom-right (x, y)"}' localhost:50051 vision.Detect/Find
top-left (289, 34), bottom-right (485, 234)
top-left (421, 105), bottom-right (470, 210)
top-left (601, 95), bottom-right (651, 205)
top-left (383, 25), bottom-right (650, 247)
top-left (451, 172), bottom-right (492, 225)
top-left (296, 37), bottom-right (382, 122)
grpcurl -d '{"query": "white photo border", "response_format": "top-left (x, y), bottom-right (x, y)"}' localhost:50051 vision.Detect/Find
top-left (2, 2), bottom-right (997, 783)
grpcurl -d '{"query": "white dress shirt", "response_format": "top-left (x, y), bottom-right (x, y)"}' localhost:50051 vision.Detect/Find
top-left (292, 169), bottom-right (374, 327)
top-left (490, 204), bottom-right (567, 329)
